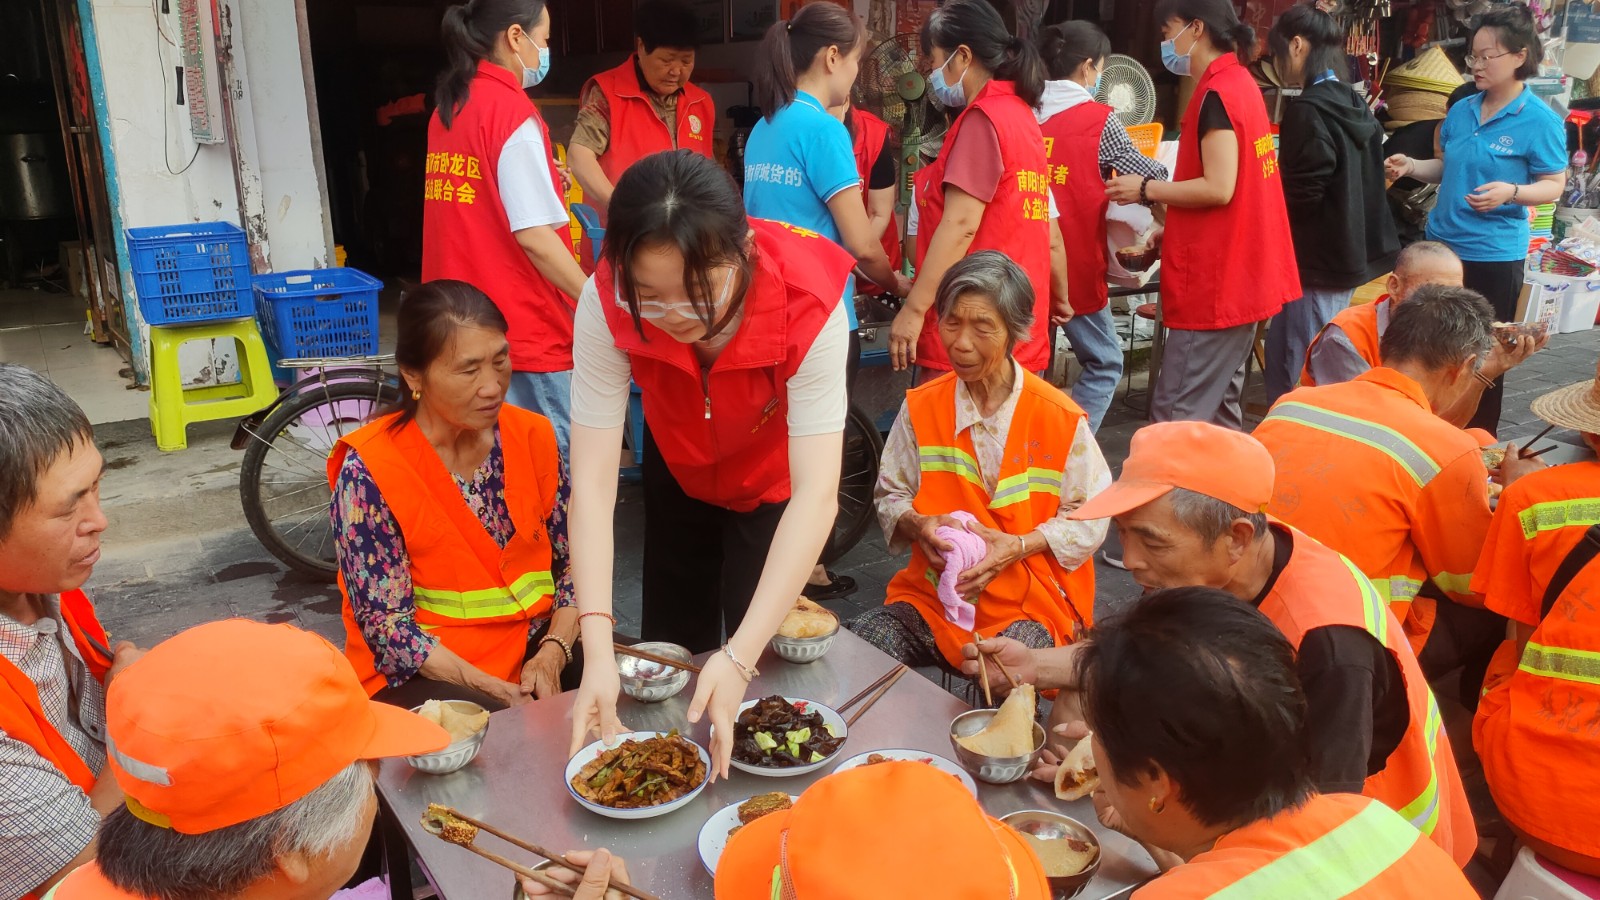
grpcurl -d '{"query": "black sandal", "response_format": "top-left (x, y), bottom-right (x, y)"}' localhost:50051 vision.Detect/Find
top-left (802, 571), bottom-right (858, 601)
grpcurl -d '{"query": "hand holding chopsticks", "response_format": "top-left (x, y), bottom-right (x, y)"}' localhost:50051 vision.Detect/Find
top-left (422, 805), bottom-right (658, 900)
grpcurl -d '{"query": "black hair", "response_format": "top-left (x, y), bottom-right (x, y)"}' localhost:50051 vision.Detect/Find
top-left (635, 0), bottom-right (700, 53)
top-left (603, 150), bottom-right (753, 340)
top-left (0, 363), bottom-right (92, 542)
top-left (436, 0), bottom-right (548, 128)
top-left (1379, 283), bottom-right (1495, 373)
top-left (1077, 587), bottom-right (1313, 829)
top-left (1267, 4), bottom-right (1348, 83)
top-left (921, 0), bottom-right (1047, 109)
top-left (1153, 0), bottom-right (1256, 64)
top-left (1472, 4), bottom-right (1543, 81)
top-left (1038, 20), bottom-right (1111, 82)
top-left (388, 279), bottom-right (510, 431)
top-left (753, 3), bottom-right (865, 119)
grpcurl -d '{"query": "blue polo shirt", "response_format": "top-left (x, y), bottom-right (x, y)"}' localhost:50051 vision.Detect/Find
top-left (744, 90), bottom-right (862, 327)
top-left (1427, 86), bottom-right (1567, 262)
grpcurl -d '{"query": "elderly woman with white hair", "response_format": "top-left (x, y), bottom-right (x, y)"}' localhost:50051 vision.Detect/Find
top-left (849, 251), bottom-right (1110, 673)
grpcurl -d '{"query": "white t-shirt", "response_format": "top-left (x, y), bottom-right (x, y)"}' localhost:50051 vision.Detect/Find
top-left (569, 277), bottom-right (850, 436)
top-left (499, 119), bottom-right (571, 232)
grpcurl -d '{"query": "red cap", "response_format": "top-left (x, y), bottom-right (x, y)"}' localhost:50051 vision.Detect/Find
top-left (1070, 421), bottom-right (1275, 521)
top-left (104, 620), bottom-right (450, 834)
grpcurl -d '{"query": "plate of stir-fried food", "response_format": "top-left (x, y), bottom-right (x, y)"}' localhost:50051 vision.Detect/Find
top-left (565, 730), bottom-right (710, 819)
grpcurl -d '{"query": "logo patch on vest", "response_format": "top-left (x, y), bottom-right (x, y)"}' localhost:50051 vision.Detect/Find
top-left (689, 114), bottom-right (704, 137)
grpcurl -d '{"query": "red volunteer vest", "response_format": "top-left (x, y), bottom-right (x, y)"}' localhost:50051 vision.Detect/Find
top-left (849, 108), bottom-right (903, 288)
top-left (884, 371), bottom-right (1095, 667)
top-left (422, 62), bottom-right (572, 372)
top-left (0, 590), bottom-right (112, 900)
top-left (1263, 528), bottom-right (1477, 866)
top-left (596, 219), bottom-right (853, 512)
top-left (1161, 55), bottom-right (1299, 330)
top-left (914, 81), bottom-right (1053, 371)
top-left (1041, 101), bottom-right (1113, 316)
top-left (585, 59), bottom-right (715, 225)
top-left (329, 407), bottom-right (561, 694)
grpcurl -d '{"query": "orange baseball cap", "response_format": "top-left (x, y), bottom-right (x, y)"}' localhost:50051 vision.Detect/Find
top-left (104, 619), bottom-right (450, 834)
top-left (715, 761), bottom-right (1050, 899)
top-left (1070, 421), bottom-right (1275, 521)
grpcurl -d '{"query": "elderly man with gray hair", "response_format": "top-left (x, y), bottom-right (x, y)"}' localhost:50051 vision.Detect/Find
top-left (0, 363), bottom-right (145, 900)
top-left (848, 251), bottom-right (1110, 675)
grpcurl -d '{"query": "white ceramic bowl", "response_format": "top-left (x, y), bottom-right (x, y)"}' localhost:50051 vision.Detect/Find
top-left (832, 748), bottom-right (979, 796)
top-left (727, 697), bottom-right (848, 777)
top-left (405, 700), bottom-right (488, 775)
top-left (948, 709), bottom-right (1045, 785)
top-left (999, 810), bottom-right (1102, 897)
top-left (617, 642), bottom-right (692, 703)
top-left (696, 794), bottom-right (800, 875)
top-left (768, 613), bottom-right (840, 664)
top-left (565, 731), bottom-right (711, 820)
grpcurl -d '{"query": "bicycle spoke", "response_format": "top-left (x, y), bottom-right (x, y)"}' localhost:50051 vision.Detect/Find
top-left (258, 481), bottom-right (328, 504)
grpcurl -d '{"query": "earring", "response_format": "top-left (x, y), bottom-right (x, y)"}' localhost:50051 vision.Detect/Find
top-left (1148, 797), bottom-right (1165, 814)
top-left (411, 389), bottom-right (422, 401)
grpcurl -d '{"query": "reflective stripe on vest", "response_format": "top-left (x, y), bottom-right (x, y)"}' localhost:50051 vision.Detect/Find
top-left (1519, 640), bottom-right (1600, 686)
top-left (1518, 498), bottom-right (1600, 540)
top-left (413, 569), bottom-right (555, 620)
top-left (920, 445), bottom-right (983, 488)
top-left (990, 467), bottom-right (1063, 510)
top-left (1264, 402), bottom-right (1441, 488)
top-left (1396, 696), bottom-right (1444, 835)
top-left (1341, 555), bottom-right (1391, 646)
top-left (1207, 800), bottom-right (1422, 899)
top-left (1373, 575), bottom-right (1424, 606)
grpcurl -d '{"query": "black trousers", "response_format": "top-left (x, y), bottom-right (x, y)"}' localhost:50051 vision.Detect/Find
top-left (1461, 258), bottom-right (1526, 436)
top-left (1417, 586), bottom-right (1507, 710)
top-left (370, 618), bottom-right (583, 712)
top-left (641, 426), bottom-right (788, 653)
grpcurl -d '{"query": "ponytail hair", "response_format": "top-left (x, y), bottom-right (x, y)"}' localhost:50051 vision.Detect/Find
top-left (921, 0), bottom-right (1046, 108)
top-left (1267, 5), bottom-right (1348, 83)
top-left (753, 3), bottom-right (865, 119)
top-left (1154, 0), bottom-right (1256, 64)
top-left (1038, 20), bottom-right (1111, 82)
top-left (436, 0), bottom-right (548, 128)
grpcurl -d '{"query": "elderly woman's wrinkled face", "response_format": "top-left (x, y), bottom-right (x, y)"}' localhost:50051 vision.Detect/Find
top-left (938, 291), bottom-right (1014, 382)
top-left (405, 325), bottom-right (511, 433)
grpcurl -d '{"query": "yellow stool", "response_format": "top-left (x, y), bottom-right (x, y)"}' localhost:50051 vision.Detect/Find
top-left (147, 319), bottom-right (278, 451)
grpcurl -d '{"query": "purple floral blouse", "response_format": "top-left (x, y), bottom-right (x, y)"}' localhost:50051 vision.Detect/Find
top-left (331, 430), bottom-right (573, 687)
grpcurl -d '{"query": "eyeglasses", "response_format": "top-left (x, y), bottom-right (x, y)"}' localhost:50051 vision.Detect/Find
top-left (614, 267), bottom-right (737, 320)
top-left (1465, 50), bottom-right (1516, 68)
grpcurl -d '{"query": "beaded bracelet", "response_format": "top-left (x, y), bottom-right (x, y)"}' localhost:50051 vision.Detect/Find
top-left (538, 634), bottom-right (573, 665)
top-left (578, 611), bottom-right (616, 627)
top-left (721, 644), bottom-right (759, 682)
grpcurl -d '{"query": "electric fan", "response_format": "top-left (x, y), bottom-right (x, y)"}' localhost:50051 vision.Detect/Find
top-left (1095, 54), bottom-right (1158, 127)
top-left (854, 33), bottom-right (949, 209)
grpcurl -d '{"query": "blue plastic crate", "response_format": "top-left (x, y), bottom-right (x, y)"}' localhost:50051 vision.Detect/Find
top-left (253, 268), bottom-right (382, 360)
top-left (126, 222), bottom-right (254, 325)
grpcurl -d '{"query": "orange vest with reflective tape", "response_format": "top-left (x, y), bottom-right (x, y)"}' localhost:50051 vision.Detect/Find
top-left (44, 863), bottom-right (144, 899)
top-left (1263, 529), bottom-right (1476, 866)
top-left (1132, 794), bottom-right (1478, 898)
top-left (883, 371), bottom-right (1094, 667)
top-left (329, 406), bottom-right (560, 694)
top-left (1302, 296), bottom-right (1386, 387)
top-left (0, 590), bottom-right (112, 900)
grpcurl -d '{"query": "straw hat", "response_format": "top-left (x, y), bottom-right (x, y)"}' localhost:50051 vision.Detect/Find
top-left (1384, 47), bottom-right (1465, 92)
top-left (1531, 359), bottom-right (1600, 435)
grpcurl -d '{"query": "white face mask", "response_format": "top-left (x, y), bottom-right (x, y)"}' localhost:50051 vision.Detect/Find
top-left (515, 38), bottom-right (550, 89)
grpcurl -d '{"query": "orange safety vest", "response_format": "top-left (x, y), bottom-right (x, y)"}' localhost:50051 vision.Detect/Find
top-left (328, 406), bottom-right (561, 694)
top-left (1262, 528), bottom-right (1477, 866)
top-left (1302, 295), bottom-right (1387, 387)
top-left (0, 590), bottom-right (112, 900)
top-left (883, 371), bottom-right (1094, 668)
top-left (584, 58), bottom-right (715, 225)
top-left (1132, 794), bottom-right (1479, 898)
top-left (1255, 367), bottom-right (1491, 654)
top-left (43, 863), bottom-right (143, 899)
top-left (1473, 461), bottom-right (1600, 860)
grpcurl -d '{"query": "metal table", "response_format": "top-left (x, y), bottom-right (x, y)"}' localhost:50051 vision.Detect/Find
top-left (376, 629), bottom-right (1159, 900)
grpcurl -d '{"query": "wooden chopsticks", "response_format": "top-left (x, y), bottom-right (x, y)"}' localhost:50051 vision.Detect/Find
top-left (613, 644), bottom-right (702, 675)
top-left (843, 665), bottom-right (910, 728)
top-left (423, 805), bottom-right (661, 900)
top-left (974, 633), bottom-right (1021, 691)
top-left (837, 663), bottom-right (906, 718)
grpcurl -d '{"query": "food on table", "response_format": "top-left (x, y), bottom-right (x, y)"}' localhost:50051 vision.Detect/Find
top-left (1022, 832), bottom-right (1099, 877)
top-left (570, 731), bottom-right (706, 809)
top-left (416, 699), bottom-right (489, 743)
top-left (865, 753), bottom-right (934, 766)
top-left (1116, 245), bottom-right (1157, 273)
top-left (733, 792), bottom-right (793, 831)
top-left (955, 684), bottom-right (1038, 758)
top-left (777, 598), bottom-right (837, 639)
top-left (1482, 447), bottom-right (1507, 469)
top-left (1053, 733), bottom-right (1100, 801)
top-left (732, 696), bottom-right (846, 768)
top-left (1489, 481), bottom-right (1505, 500)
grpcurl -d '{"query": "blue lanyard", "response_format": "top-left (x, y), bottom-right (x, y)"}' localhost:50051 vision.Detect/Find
top-left (1311, 69), bottom-right (1338, 86)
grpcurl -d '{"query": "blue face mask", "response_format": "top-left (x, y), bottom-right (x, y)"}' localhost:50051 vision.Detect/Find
top-left (1160, 23), bottom-right (1195, 77)
top-left (517, 41), bottom-right (550, 89)
top-left (1092, 67), bottom-right (1104, 95)
top-left (929, 54), bottom-right (970, 108)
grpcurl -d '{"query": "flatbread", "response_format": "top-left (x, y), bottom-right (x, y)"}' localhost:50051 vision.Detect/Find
top-left (778, 598), bottom-right (838, 639)
top-left (1053, 733), bottom-right (1100, 801)
top-left (1022, 832), bottom-right (1098, 877)
top-left (418, 700), bottom-right (489, 743)
top-left (956, 684), bottom-right (1037, 758)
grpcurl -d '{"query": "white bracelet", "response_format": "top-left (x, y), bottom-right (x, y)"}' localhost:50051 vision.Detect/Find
top-left (720, 644), bottom-right (759, 682)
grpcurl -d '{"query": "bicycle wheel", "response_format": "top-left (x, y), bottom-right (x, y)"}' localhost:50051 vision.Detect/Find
top-left (822, 404), bottom-right (884, 565)
top-left (239, 375), bottom-right (401, 580)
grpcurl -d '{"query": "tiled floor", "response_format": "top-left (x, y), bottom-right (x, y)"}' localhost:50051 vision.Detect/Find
top-left (0, 290), bottom-right (143, 425)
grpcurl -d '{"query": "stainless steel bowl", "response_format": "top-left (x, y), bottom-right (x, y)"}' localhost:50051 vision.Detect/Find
top-left (511, 860), bottom-right (559, 899)
top-left (948, 709), bottom-right (1045, 784)
top-left (768, 613), bottom-right (840, 664)
top-left (405, 700), bottom-right (488, 774)
top-left (1000, 810), bottom-right (1102, 898)
top-left (617, 642), bottom-right (692, 703)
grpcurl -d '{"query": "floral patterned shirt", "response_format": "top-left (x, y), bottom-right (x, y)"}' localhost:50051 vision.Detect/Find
top-left (331, 430), bottom-right (573, 687)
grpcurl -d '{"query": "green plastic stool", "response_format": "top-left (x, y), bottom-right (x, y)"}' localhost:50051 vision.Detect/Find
top-left (147, 319), bottom-right (278, 451)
